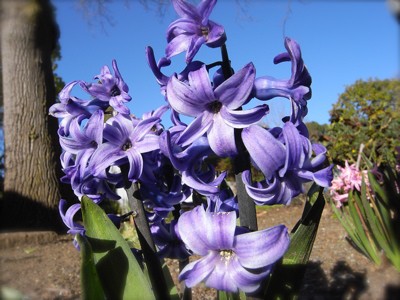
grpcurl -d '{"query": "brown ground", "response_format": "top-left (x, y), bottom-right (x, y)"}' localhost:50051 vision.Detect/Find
top-left (1, 202), bottom-right (399, 300)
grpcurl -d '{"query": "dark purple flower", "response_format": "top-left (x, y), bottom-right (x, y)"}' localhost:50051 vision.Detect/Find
top-left (253, 37), bottom-right (311, 119)
top-left (206, 189), bottom-right (238, 214)
top-left (88, 114), bottom-right (160, 182)
top-left (81, 60), bottom-right (132, 114)
top-left (166, 63), bottom-right (268, 157)
top-left (151, 220), bottom-right (191, 259)
top-left (160, 130), bottom-right (225, 195)
top-left (166, 0), bottom-right (227, 63)
top-left (177, 206), bottom-right (290, 293)
top-left (242, 122), bottom-right (333, 205)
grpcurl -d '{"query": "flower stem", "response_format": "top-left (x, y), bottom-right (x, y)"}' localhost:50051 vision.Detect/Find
top-left (126, 183), bottom-right (171, 300)
top-left (221, 43), bottom-right (258, 231)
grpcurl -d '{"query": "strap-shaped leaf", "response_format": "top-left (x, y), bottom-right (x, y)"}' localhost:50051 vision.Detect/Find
top-left (81, 196), bottom-right (155, 300)
top-left (262, 184), bottom-right (326, 299)
top-left (77, 234), bottom-right (105, 300)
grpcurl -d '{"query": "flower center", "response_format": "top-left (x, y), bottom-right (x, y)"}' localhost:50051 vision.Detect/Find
top-left (200, 26), bottom-right (209, 39)
top-left (110, 85), bottom-right (121, 97)
top-left (207, 100), bottom-right (222, 113)
top-left (219, 249), bottom-right (234, 265)
top-left (122, 140), bottom-right (132, 151)
top-left (90, 140), bottom-right (98, 148)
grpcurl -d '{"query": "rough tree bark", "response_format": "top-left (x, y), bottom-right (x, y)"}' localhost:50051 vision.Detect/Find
top-left (0, 0), bottom-right (65, 230)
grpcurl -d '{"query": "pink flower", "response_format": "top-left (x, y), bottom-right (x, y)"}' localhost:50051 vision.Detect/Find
top-left (329, 161), bottom-right (369, 208)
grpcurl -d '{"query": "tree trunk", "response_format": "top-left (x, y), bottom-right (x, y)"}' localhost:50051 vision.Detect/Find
top-left (0, 0), bottom-right (65, 230)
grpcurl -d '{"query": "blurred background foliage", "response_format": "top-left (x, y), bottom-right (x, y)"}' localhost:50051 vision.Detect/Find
top-left (325, 79), bottom-right (400, 168)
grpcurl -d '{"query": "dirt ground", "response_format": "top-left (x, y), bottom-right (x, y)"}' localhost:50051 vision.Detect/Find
top-left (1, 202), bottom-right (400, 300)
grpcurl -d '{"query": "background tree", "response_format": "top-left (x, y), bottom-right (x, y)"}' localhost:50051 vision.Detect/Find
top-left (0, 0), bottom-right (66, 230)
top-left (326, 78), bottom-right (400, 167)
top-left (305, 121), bottom-right (329, 145)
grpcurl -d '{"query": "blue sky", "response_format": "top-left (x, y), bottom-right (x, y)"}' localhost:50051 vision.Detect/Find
top-left (53, 0), bottom-right (399, 127)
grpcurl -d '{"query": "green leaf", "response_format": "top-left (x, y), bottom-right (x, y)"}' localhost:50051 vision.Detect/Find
top-left (348, 192), bottom-right (381, 264)
top-left (77, 234), bottom-right (105, 300)
top-left (81, 196), bottom-right (155, 300)
top-left (218, 291), bottom-right (242, 300)
top-left (161, 262), bottom-right (179, 300)
top-left (263, 184), bottom-right (326, 299)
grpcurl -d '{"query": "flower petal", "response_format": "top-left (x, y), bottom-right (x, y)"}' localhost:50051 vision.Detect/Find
top-left (207, 114), bottom-right (237, 157)
top-left (234, 225), bottom-right (289, 269)
top-left (177, 112), bottom-right (213, 147)
top-left (229, 256), bottom-right (272, 293)
top-left (242, 125), bottom-right (285, 179)
top-left (220, 104), bottom-right (269, 129)
top-left (167, 75), bottom-right (209, 116)
top-left (215, 63), bottom-right (255, 109)
top-left (179, 252), bottom-right (218, 287)
top-left (177, 206), bottom-right (236, 254)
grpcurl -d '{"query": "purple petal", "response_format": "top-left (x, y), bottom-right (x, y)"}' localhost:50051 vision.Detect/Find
top-left (135, 134), bottom-right (160, 153)
top-left (126, 148), bottom-right (143, 181)
top-left (90, 144), bottom-right (126, 176)
top-left (172, 0), bottom-right (200, 19)
top-left (177, 206), bottom-right (236, 255)
top-left (207, 114), bottom-right (237, 157)
top-left (167, 75), bottom-right (209, 116)
top-left (234, 225), bottom-right (290, 269)
top-left (131, 117), bottom-right (160, 143)
top-left (166, 34), bottom-right (193, 59)
top-left (182, 169), bottom-right (225, 195)
top-left (179, 252), bottom-right (218, 287)
top-left (242, 171), bottom-right (287, 205)
top-left (204, 256), bottom-right (238, 292)
top-left (187, 65), bottom-right (215, 103)
top-left (109, 97), bottom-right (130, 115)
top-left (58, 81), bottom-right (79, 103)
top-left (198, 0), bottom-right (217, 21)
top-left (205, 21), bottom-right (226, 47)
top-left (85, 110), bottom-right (104, 144)
top-left (220, 105), bottom-right (269, 129)
top-left (242, 125), bottom-right (285, 179)
top-left (297, 165), bottom-right (333, 187)
top-left (185, 35), bottom-right (206, 63)
top-left (229, 256), bottom-right (272, 293)
top-left (145, 46), bottom-right (169, 86)
top-left (177, 112), bottom-right (213, 146)
top-left (215, 63), bottom-right (255, 109)
top-left (279, 122), bottom-right (305, 177)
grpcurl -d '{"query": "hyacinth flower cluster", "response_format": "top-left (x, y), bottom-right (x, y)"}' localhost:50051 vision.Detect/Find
top-left (50, 0), bottom-right (333, 295)
top-left (329, 160), bottom-right (370, 208)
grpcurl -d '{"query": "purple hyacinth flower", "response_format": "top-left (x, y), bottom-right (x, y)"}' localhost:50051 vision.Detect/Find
top-left (58, 110), bottom-right (104, 178)
top-left (253, 37), bottom-right (311, 118)
top-left (177, 206), bottom-right (290, 293)
top-left (88, 114), bottom-right (160, 182)
top-left (242, 122), bottom-right (333, 205)
top-left (166, 63), bottom-right (268, 157)
top-left (81, 60), bottom-right (132, 115)
top-left (166, 0), bottom-right (227, 63)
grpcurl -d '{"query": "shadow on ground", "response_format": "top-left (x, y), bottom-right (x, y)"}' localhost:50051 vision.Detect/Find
top-left (300, 260), bottom-right (400, 300)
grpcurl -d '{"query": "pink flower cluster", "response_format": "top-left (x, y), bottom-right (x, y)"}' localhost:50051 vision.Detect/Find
top-left (329, 161), bottom-right (369, 208)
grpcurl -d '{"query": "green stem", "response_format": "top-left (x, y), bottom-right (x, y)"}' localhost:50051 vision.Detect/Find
top-left (126, 183), bottom-right (171, 300)
top-left (221, 43), bottom-right (258, 232)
